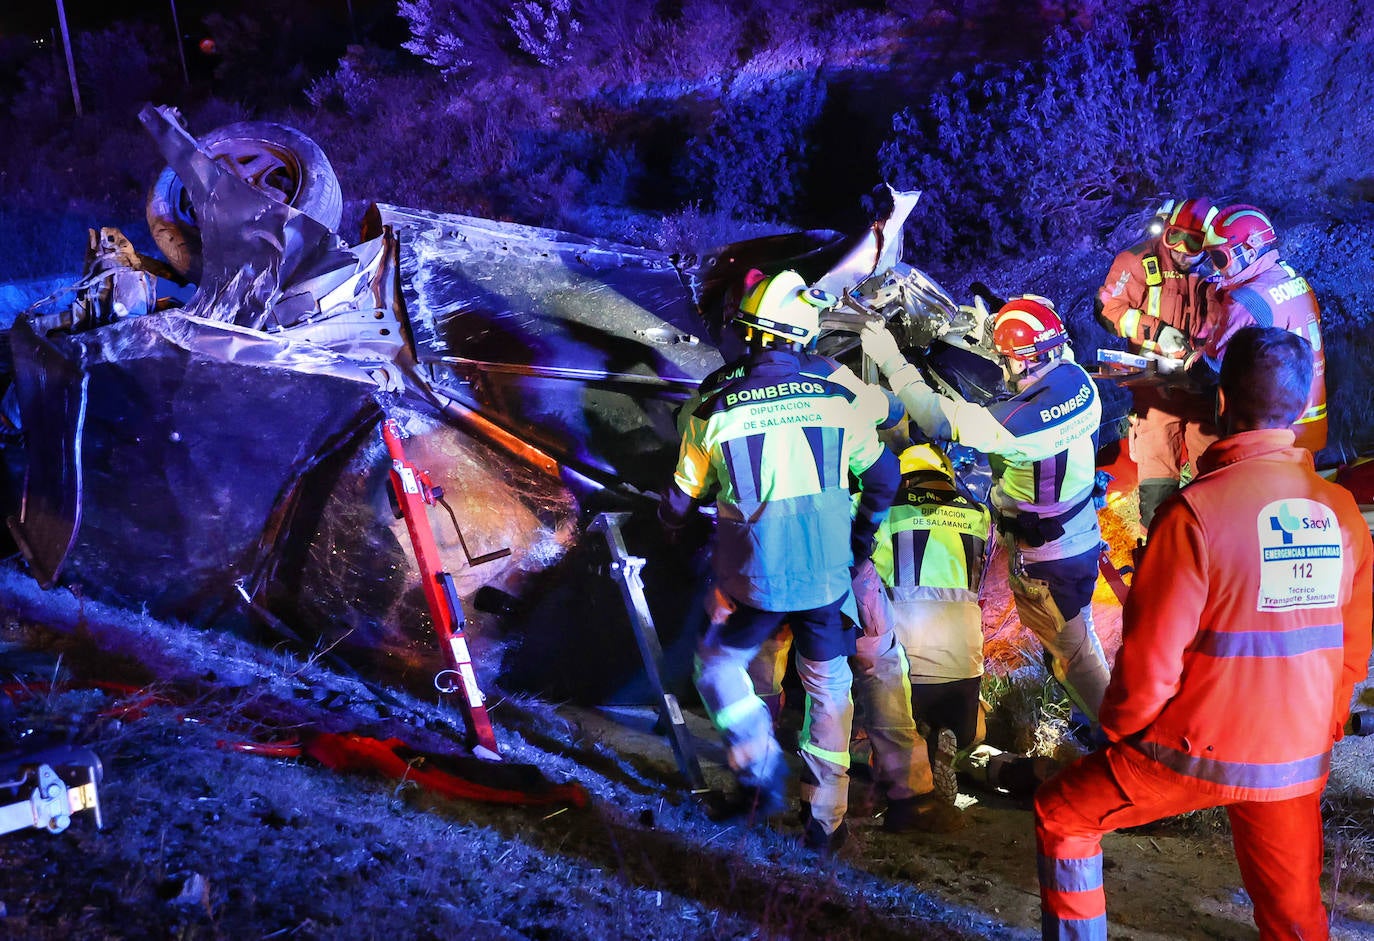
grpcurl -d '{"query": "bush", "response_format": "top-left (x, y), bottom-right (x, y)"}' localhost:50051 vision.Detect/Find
top-left (75, 22), bottom-right (174, 116)
top-left (878, 14), bottom-right (1250, 261)
top-left (678, 66), bottom-right (828, 222)
top-left (397, 0), bottom-right (507, 75)
top-left (398, 0), bottom-right (582, 74)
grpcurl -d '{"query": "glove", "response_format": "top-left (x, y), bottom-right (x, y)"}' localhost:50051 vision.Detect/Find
top-left (860, 322), bottom-right (906, 376)
top-left (1155, 326), bottom-right (1187, 356)
top-left (703, 584), bottom-right (735, 627)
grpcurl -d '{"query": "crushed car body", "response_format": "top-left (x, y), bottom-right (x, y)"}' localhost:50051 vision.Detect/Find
top-left (0, 104), bottom-right (1049, 704)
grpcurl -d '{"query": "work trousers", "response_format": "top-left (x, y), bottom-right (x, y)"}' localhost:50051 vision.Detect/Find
top-left (1035, 746), bottom-right (1328, 941)
top-left (1008, 546), bottom-right (1111, 723)
top-left (1130, 409), bottom-right (1217, 529)
top-left (742, 627), bottom-right (930, 833)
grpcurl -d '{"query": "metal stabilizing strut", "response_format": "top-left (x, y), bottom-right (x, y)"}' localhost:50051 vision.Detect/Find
top-left (0, 745), bottom-right (104, 837)
top-left (590, 512), bottom-right (708, 793)
top-left (382, 418), bottom-right (503, 761)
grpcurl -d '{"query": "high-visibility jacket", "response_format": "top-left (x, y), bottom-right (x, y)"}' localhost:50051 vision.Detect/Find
top-left (665, 348), bottom-right (897, 611)
top-left (1097, 236), bottom-right (1210, 353)
top-left (873, 469), bottom-right (990, 600)
top-left (1102, 429), bottom-right (1373, 802)
top-left (1200, 253), bottom-right (1327, 452)
top-left (872, 465), bottom-right (991, 680)
top-left (679, 351), bottom-right (898, 436)
top-left (886, 358), bottom-right (1102, 564)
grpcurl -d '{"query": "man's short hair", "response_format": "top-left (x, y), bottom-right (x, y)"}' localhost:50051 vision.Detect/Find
top-left (1219, 326), bottom-right (1314, 430)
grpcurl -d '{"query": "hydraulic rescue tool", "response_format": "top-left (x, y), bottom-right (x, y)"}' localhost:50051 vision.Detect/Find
top-left (591, 511), bottom-right (708, 793)
top-left (382, 418), bottom-right (509, 761)
top-left (0, 745), bottom-right (103, 837)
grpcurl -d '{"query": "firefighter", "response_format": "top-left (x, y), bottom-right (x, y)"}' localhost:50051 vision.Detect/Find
top-left (860, 296), bottom-right (1111, 724)
top-left (1035, 326), bottom-right (1372, 940)
top-left (1097, 198), bottom-right (1219, 531)
top-left (861, 439), bottom-right (988, 805)
top-left (1190, 204), bottom-right (1328, 455)
top-left (661, 270), bottom-right (930, 855)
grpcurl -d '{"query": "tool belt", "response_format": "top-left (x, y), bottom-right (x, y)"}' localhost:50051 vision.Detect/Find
top-left (996, 492), bottom-right (1093, 548)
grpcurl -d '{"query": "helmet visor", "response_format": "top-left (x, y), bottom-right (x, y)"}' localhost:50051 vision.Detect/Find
top-left (1206, 246), bottom-right (1236, 272)
top-left (1162, 227), bottom-right (1205, 254)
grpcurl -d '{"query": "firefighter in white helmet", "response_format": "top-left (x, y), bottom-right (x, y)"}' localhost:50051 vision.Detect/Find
top-left (861, 296), bottom-right (1111, 726)
top-left (661, 269), bottom-right (935, 854)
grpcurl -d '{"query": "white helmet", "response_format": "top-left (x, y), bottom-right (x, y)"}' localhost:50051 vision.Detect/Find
top-left (734, 269), bottom-right (835, 345)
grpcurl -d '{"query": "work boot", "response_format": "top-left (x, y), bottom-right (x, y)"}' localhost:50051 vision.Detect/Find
top-left (802, 815), bottom-right (849, 857)
top-left (707, 783), bottom-right (788, 823)
top-left (883, 793), bottom-right (964, 834)
top-left (931, 728), bottom-right (959, 806)
top-left (707, 757), bottom-right (789, 823)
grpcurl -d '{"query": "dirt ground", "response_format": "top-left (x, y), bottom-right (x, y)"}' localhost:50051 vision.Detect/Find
top-left (1, 484), bottom-right (1372, 941)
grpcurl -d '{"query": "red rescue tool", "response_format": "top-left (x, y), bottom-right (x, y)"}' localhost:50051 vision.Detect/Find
top-left (382, 418), bottom-right (505, 761)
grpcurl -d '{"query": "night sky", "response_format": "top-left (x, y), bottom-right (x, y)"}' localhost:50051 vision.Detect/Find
top-left (0, 0), bottom-right (394, 41)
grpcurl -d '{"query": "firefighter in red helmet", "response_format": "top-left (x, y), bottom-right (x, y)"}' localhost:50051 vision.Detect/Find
top-left (1191, 204), bottom-right (1328, 455)
top-left (862, 295), bottom-right (1111, 727)
top-left (1097, 197), bottom-right (1219, 533)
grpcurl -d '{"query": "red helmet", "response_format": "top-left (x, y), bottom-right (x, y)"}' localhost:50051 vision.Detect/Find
top-left (1159, 197), bottom-right (1217, 256)
top-left (992, 295), bottom-right (1067, 361)
top-left (1203, 204), bottom-right (1277, 276)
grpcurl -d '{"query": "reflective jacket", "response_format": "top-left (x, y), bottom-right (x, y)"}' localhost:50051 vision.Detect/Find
top-left (665, 348), bottom-right (897, 611)
top-left (886, 358), bottom-right (1102, 563)
top-left (872, 465), bottom-right (991, 680)
top-left (679, 351), bottom-right (898, 436)
top-left (1097, 236), bottom-right (1210, 354)
top-left (1200, 254), bottom-right (1327, 452)
top-left (1102, 429), bottom-right (1373, 802)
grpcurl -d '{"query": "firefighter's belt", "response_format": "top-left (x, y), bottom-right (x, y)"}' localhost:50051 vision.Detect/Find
top-left (997, 492), bottom-right (1093, 548)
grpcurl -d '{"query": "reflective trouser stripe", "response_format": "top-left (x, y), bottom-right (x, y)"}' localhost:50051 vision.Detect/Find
top-left (1038, 851), bottom-right (1107, 940)
top-left (694, 644), bottom-right (780, 789)
top-left (851, 632), bottom-right (931, 799)
top-left (796, 654), bottom-right (854, 832)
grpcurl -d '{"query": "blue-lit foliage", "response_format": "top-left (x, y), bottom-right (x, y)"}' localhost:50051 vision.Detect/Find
top-left (0, 0), bottom-right (1369, 453)
top-left (679, 70), bottom-right (829, 223)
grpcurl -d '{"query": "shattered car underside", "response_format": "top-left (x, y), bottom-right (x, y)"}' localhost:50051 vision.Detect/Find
top-left (0, 105), bottom-right (1033, 705)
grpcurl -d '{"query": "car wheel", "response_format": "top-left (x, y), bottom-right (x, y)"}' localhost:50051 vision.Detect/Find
top-left (146, 121), bottom-right (343, 281)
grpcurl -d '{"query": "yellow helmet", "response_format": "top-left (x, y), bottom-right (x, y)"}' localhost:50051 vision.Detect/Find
top-left (735, 269), bottom-right (834, 345)
top-left (898, 442), bottom-right (955, 480)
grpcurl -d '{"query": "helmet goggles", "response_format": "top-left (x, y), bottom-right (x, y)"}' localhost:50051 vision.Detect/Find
top-left (1162, 226), bottom-right (1205, 254)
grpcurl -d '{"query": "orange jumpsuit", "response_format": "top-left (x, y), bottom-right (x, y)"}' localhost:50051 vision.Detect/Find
top-left (1035, 429), bottom-right (1373, 940)
top-left (1199, 253), bottom-right (1328, 453)
top-left (1097, 237), bottom-right (1215, 525)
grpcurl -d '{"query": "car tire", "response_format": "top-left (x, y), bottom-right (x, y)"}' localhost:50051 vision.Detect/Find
top-left (146, 121), bottom-right (343, 281)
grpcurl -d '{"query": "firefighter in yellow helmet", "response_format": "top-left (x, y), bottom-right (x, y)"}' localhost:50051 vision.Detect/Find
top-left (859, 438), bottom-right (1059, 800)
top-left (661, 269), bottom-right (931, 854)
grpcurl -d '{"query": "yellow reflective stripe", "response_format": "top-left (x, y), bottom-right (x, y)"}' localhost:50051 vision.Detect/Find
top-left (713, 693), bottom-right (766, 733)
top-left (1145, 283), bottom-right (1161, 325)
top-left (800, 738), bottom-right (852, 769)
top-left (1296, 403), bottom-right (1327, 423)
top-left (1119, 308), bottom-right (1142, 340)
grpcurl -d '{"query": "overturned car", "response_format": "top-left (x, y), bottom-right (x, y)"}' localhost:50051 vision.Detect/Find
top-left (0, 105), bottom-right (1086, 711)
